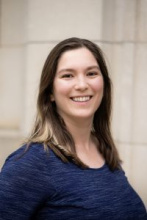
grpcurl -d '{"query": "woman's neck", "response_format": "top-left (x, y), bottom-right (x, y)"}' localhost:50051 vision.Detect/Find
top-left (63, 117), bottom-right (94, 151)
top-left (61, 116), bottom-right (104, 168)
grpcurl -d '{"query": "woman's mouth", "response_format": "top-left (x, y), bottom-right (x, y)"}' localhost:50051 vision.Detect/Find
top-left (70, 96), bottom-right (92, 102)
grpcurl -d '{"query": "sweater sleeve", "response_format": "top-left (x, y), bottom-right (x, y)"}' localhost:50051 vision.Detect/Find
top-left (0, 144), bottom-right (54, 220)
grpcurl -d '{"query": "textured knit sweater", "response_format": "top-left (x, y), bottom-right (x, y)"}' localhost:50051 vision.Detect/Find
top-left (0, 143), bottom-right (146, 220)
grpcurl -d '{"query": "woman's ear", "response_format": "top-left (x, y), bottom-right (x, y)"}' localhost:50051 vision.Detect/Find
top-left (50, 94), bottom-right (55, 102)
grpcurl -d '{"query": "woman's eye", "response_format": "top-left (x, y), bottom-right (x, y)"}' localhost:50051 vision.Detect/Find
top-left (62, 74), bottom-right (73, 78)
top-left (87, 72), bottom-right (98, 76)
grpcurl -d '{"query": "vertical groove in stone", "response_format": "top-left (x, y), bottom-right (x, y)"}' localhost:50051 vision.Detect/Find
top-left (0, 0), bottom-right (1, 46)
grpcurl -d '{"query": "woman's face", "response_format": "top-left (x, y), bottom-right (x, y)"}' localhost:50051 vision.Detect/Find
top-left (51, 47), bottom-right (104, 123)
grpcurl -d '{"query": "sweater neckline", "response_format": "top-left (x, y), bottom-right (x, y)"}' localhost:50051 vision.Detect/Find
top-left (85, 162), bottom-right (107, 171)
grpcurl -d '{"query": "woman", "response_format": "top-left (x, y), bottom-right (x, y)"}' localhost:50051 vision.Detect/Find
top-left (0, 38), bottom-right (146, 219)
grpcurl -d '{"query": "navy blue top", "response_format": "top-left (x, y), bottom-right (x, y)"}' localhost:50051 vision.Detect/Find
top-left (0, 143), bottom-right (146, 220)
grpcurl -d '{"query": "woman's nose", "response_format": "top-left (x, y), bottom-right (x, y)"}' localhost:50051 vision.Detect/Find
top-left (74, 76), bottom-right (88, 91)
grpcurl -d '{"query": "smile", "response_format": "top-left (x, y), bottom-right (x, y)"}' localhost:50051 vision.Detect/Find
top-left (71, 96), bottom-right (92, 102)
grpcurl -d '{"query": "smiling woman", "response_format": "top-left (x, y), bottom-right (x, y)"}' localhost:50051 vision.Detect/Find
top-left (0, 38), bottom-right (146, 220)
top-left (51, 47), bottom-right (104, 124)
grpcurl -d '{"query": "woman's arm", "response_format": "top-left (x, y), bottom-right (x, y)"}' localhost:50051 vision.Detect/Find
top-left (0, 144), bottom-right (52, 220)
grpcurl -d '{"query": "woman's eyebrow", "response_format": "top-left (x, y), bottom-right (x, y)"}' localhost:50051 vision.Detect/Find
top-left (58, 66), bottom-right (100, 74)
top-left (58, 68), bottom-right (74, 74)
top-left (86, 65), bottom-right (100, 71)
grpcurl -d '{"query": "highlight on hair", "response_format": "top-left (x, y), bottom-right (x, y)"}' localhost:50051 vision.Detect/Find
top-left (26, 37), bottom-right (121, 170)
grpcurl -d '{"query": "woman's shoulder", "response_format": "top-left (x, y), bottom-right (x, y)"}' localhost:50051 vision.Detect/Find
top-left (1, 143), bottom-right (53, 173)
top-left (0, 143), bottom-right (57, 218)
top-left (5, 142), bottom-right (45, 161)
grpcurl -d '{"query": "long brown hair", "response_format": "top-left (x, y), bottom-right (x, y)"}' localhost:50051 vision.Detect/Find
top-left (27, 37), bottom-right (121, 170)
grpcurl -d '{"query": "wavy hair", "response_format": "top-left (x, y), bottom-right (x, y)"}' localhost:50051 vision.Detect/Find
top-left (26, 37), bottom-right (121, 170)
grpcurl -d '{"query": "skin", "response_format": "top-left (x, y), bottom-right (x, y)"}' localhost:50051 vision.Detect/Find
top-left (51, 47), bottom-right (105, 168)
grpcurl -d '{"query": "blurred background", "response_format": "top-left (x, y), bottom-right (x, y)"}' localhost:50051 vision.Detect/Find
top-left (0, 0), bottom-right (147, 207)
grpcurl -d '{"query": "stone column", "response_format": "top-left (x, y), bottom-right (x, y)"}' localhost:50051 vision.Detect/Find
top-left (101, 0), bottom-right (147, 206)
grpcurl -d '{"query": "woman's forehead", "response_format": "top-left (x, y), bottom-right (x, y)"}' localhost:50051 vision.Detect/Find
top-left (56, 47), bottom-right (99, 71)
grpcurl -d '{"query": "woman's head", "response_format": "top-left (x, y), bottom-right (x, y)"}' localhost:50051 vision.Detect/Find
top-left (38, 37), bottom-right (111, 127)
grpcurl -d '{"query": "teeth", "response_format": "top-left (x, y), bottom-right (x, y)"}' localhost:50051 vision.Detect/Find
top-left (72, 96), bottom-right (91, 102)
